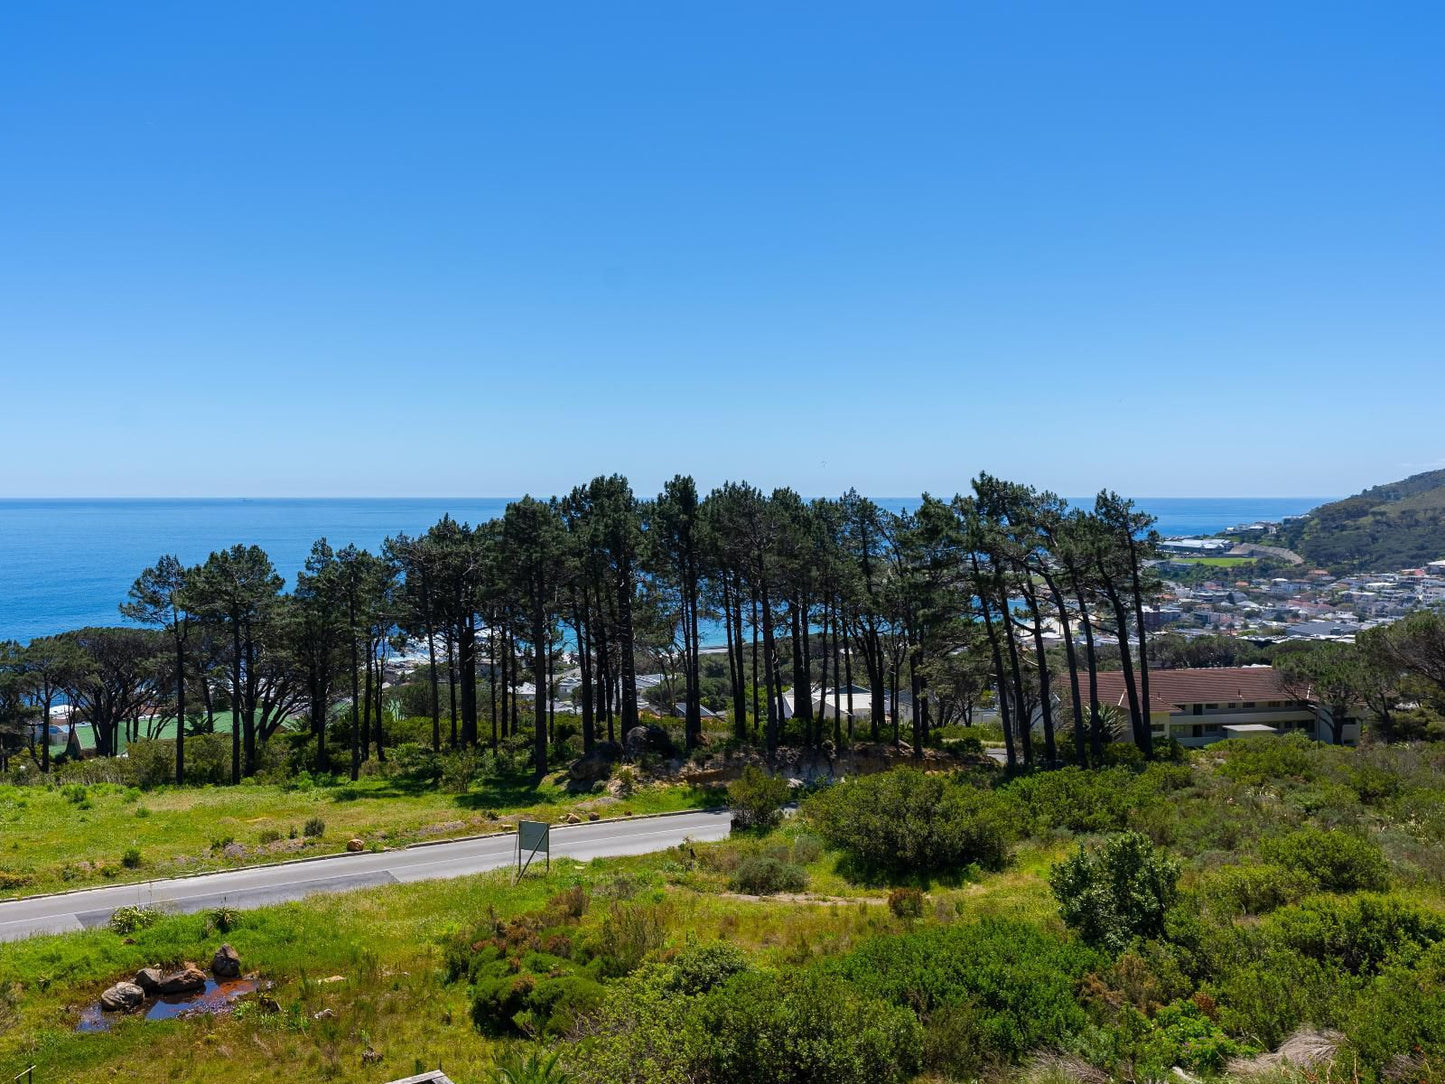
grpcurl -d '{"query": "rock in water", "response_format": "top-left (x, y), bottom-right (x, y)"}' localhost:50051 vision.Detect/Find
top-left (100, 982), bottom-right (145, 1012)
top-left (212, 944), bottom-right (241, 978)
top-left (133, 967), bottom-right (164, 993)
top-left (156, 964), bottom-right (207, 995)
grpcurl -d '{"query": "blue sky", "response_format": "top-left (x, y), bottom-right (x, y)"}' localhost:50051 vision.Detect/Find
top-left (2, 2), bottom-right (1441, 499)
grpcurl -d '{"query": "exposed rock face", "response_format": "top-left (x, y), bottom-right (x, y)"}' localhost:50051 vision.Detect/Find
top-left (211, 944), bottom-right (241, 978)
top-left (623, 725), bottom-right (675, 761)
top-left (133, 967), bottom-right (164, 994)
top-left (100, 982), bottom-right (144, 1012)
top-left (569, 741), bottom-right (622, 782)
top-left (156, 965), bottom-right (207, 995)
top-left (346, 838), bottom-right (365, 853)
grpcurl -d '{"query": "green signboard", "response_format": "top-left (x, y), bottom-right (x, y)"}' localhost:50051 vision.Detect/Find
top-left (515, 820), bottom-right (550, 882)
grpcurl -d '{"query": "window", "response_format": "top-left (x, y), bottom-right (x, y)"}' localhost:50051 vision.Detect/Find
top-left (1243, 702), bottom-right (1255, 708)
top-left (1192, 704), bottom-right (1203, 716)
top-left (1192, 725), bottom-right (1203, 738)
top-left (1205, 724), bottom-right (1221, 734)
top-left (1204, 703), bottom-right (1218, 710)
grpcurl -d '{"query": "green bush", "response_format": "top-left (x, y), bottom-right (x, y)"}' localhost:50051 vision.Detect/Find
top-left (1130, 999), bottom-right (1251, 1076)
top-left (1003, 766), bottom-right (1144, 833)
top-left (1196, 863), bottom-right (1315, 917)
top-left (667, 940), bottom-right (751, 996)
top-left (120, 847), bottom-right (142, 870)
top-left (1050, 831), bottom-right (1181, 953)
top-left (302, 816), bottom-right (326, 838)
top-left (804, 769), bottom-right (1013, 877)
top-left (730, 855), bottom-right (807, 896)
top-left (108, 905), bottom-right (161, 934)
top-left (698, 969), bottom-right (923, 1084)
top-left (1262, 893), bottom-right (1445, 975)
top-left (727, 767), bottom-right (789, 831)
top-left (571, 965), bottom-right (922, 1084)
top-left (1260, 827), bottom-right (1391, 892)
top-left (1346, 940), bottom-right (1445, 1076)
top-left (835, 920), bottom-right (1099, 1070)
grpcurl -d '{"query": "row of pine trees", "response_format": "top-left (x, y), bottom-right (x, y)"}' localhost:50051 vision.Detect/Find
top-left (0, 474), bottom-right (1164, 784)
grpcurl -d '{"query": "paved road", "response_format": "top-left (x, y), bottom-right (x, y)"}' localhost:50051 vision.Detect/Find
top-left (0, 809), bottom-right (733, 943)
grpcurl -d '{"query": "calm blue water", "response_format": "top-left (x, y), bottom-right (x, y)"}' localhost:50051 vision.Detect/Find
top-left (0, 496), bottom-right (1328, 644)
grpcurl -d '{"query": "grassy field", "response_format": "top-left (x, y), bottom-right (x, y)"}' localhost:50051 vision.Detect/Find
top-left (0, 774), bottom-right (724, 898)
top-left (7, 739), bottom-right (1445, 1084)
top-left (0, 817), bottom-right (1059, 1084)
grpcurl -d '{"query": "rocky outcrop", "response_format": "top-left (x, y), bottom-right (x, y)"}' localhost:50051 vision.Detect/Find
top-left (569, 741), bottom-right (623, 782)
top-left (211, 944), bottom-right (241, 979)
top-left (623, 725), bottom-right (675, 761)
top-left (100, 981), bottom-right (144, 1012)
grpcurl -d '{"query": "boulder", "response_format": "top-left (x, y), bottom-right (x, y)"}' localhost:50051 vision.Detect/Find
top-left (100, 981), bottom-right (145, 1013)
top-left (211, 944), bottom-right (241, 979)
top-left (346, 838), bottom-right (365, 853)
top-left (133, 967), bottom-right (164, 994)
top-left (623, 725), bottom-right (675, 761)
top-left (587, 811), bottom-right (600, 822)
top-left (569, 742), bottom-right (622, 782)
top-left (563, 813), bottom-right (581, 824)
top-left (156, 964), bottom-right (207, 995)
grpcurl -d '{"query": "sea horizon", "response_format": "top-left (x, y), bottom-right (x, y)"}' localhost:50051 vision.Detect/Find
top-left (0, 495), bottom-right (1331, 643)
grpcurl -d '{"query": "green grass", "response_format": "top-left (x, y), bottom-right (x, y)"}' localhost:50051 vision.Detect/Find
top-left (0, 820), bottom-right (1062, 1084)
top-left (0, 774), bottom-right (723, 898)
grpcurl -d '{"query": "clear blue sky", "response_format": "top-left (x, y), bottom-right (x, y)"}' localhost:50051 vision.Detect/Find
top-left (2, 2), bottom-right (1441, 499)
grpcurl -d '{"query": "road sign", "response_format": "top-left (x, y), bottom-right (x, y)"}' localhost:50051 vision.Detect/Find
top-left (515, 820), bottom-right (550, 882)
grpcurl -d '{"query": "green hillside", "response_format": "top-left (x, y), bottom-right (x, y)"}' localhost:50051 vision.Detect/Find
top-left (1281, 467), bottom-right (1445, 571)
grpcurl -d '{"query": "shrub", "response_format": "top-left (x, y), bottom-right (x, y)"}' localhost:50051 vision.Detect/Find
top-left (1050, 831), bottom-right (1181, 953)
top-left (804, 769), bottom-right (1013, 877)
top-left (258, 828), bottom-right (281, 845)
top-left (1346, 940), bottom-right (1445, 1074)
top-left (835, 920), bottom-right (1100, 1069)
top-left (698, 970), bottom-right (923, 1084)
top-left (613, 767), bottom-right (636, 799)
top-left (573, 965), bottom-right (922, 1084)
top-left (1262, 893), bottom-right (1445, 975)
top-left (209, 834), bottom-right (236, 853)
top-left (1261, 827), bottom-right (1391, 892)
top-left (1004, 766), bottom-right (1144, 833)
top-left (120, 847), bottom-right (143, 870)
top-left (790, 833), bottom-right (824, 865)
top-left (887, 887), bottom-right (925, 920)
top-left (727, 767), bottom-right (789, 831)
top-left (108, 905), bottom-right (161, 934)
top-left (668, 940), bottom-right (751, 995)
top-left (730, 855), bottom-right (807, 896)
top-left (302, 816), bottom-right (326, 838)
top-left (208, 905), bottom-right (240, 933)
top-left (1196, 863), bottom-right (1315, 917)
top-left (387, 741), bottom-right (443, 785)
top-left (592, 900), bottom-right (672, 976)
top-left (1131, 999), bottom-right (1251, 1076)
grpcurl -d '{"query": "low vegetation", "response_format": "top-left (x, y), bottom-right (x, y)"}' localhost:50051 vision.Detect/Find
top-left (4, 734), bottom-right (1445, 1084)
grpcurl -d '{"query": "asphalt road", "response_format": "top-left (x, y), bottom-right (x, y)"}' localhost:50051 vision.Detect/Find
top-left (0, 809), bottom-right (733, 943)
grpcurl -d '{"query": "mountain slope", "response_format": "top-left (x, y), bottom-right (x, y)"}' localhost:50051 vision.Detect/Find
top-left (1281, 468), bottom-right (1445, 572)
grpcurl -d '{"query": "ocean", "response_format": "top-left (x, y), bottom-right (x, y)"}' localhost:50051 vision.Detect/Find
top-left (0, 496), bottom-right (1328, 644)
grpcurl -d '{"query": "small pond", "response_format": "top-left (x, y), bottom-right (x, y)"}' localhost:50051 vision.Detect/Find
top-left (77, 978), bottom-right (260, 1032)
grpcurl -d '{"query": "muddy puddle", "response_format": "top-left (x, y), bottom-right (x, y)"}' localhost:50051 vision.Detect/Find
top-left (77, 978), bottom-right (260, 1032)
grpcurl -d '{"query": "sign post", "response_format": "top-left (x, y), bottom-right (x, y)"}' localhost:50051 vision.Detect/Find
top-left (514, 820), bottom-right (550, 883)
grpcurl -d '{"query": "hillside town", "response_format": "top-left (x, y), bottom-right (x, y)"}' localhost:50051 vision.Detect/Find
top-left (1148, 527), bottom-right (1445, 644)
